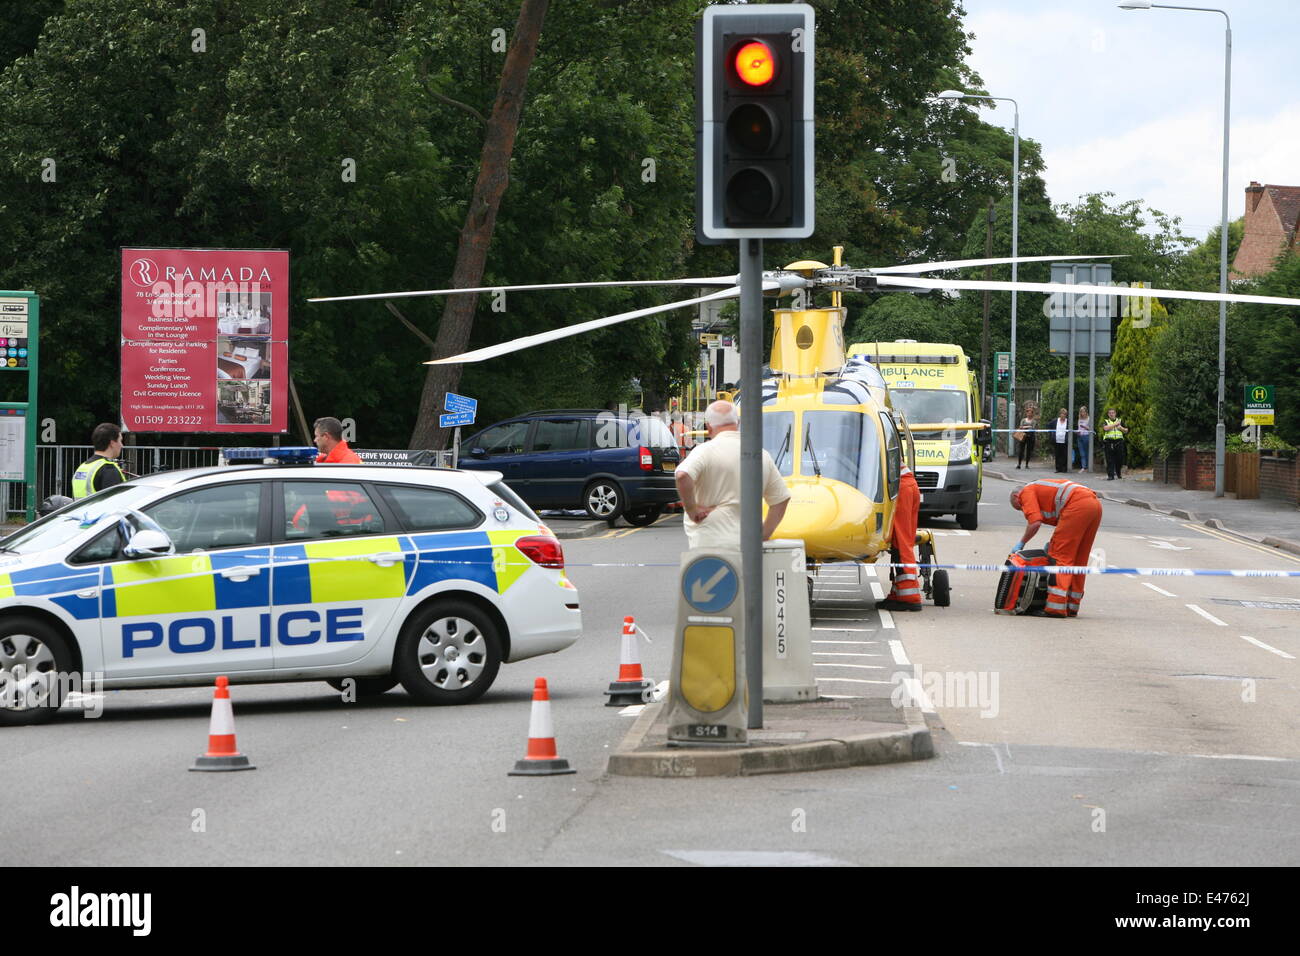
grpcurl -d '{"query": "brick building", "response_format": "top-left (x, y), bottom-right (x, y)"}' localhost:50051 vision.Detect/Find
top-left (1232, 181), bottom-right (1300, 278)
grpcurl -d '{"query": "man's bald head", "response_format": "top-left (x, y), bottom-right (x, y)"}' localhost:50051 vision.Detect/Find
top-left (705, 400), bottom-right (740, 431)
top-left (1010, 487), bottom-right (1024, 511)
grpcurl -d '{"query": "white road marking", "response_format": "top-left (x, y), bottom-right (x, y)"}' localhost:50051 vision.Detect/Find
top-left (813, 652), bottom-right (881, 658)
top-left (822, 694), bottom-right (867, 700)
top-left (878, 610), bottom-right (896, 629)
top-left (812, 639), bottom-right (880, 646)
top-left (1143, 582), bottom-right (1176, 597)
top-left (662, 850), bottom-right (855, 867)
top-left (1186, 604), bottom-right (1228, 627)
top-left (811, 627), bottom-right (875, 633)
top-left (889, 640), bottom-right (909, 666)
top-left (618, 704), bottom-right (644, 716)
top-left (1239, 635), bottom-right (1296, 660)
top-left (813, 662), bottom-right (885, 670)
top-left (815, 677), bottom-right (892, 685)
top-left (870, 582), bottom-right (885, 600)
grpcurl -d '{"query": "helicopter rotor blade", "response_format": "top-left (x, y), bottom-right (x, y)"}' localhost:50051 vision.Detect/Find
top-left (424, 286), bottom-right (745, 365)
top-left (868, 254), bottom-right (1127, 275)
top-left (308, 276), bottom-right (740, 304)
top-left (873, 275), bottom-right (1300, 308)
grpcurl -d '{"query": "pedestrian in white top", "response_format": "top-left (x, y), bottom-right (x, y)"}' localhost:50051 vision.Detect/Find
top-left (674, 400), bottom-right (791, 551)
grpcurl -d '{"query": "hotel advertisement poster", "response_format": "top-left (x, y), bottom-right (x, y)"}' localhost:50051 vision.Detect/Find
top-left (121, 248), bottom-right (289, 433)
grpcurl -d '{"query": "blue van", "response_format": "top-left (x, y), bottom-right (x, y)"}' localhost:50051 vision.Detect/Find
top-left (459, 409), bottom-right (681, 525)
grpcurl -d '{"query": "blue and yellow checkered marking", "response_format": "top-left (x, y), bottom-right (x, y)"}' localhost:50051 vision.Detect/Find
top-left (0, 562), bottom-right (102, 621)
top-left (273, 537), bottom-right (411, 605)
top-left (407, 531), bottom-right (495, 594)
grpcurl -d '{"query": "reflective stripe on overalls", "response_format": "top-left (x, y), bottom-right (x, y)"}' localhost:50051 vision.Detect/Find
top-left (1027, 479), bottom-right (1082, 523)
top-left (71, 457), bottom-right (125, 499)
top-left (1026, 479), bottom-right (1085, 616)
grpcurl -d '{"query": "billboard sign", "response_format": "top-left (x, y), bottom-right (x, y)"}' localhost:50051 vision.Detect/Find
top-left (121, 248), bottom-right (289, 432)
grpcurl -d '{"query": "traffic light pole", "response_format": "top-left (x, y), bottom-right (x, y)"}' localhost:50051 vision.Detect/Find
top-left (739, 236), bottom-right (764, 730)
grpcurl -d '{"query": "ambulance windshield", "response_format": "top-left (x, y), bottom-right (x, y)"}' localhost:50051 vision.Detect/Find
top-left (888, 389), bottom-right (968, 439)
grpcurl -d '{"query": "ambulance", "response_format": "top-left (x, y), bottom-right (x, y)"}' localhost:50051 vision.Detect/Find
top-left (847, 341), bottom-right (988, 530)
top-left (0, 448), bottom-right (582, 725)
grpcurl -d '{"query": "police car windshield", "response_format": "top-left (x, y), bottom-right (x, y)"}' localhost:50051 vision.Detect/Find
top-left (888, 389), bottom-right (968, 439)
top-left (1, 484), bottom-right (156, 555)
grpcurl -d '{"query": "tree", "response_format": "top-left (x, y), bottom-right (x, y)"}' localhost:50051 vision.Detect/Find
top-left (1105, 288), bottom-right (1168, 466)
top-left (1147, 303), bottom-right (1246, 454)
top-left (846, 294), bottom-right (962, 347)
top-left (1232, 250), bottom-right (1300, 444)
top-left (409, 0), bottom-right (547, 450)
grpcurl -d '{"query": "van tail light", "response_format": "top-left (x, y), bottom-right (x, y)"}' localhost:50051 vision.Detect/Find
top-left (639, 446), bottom-right (653, 470)
top-left (515, 535), bottom-right (564, 569)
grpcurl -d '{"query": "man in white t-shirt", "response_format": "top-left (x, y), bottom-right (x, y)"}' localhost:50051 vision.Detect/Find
top-left (674, 400), bottom-right (791, 551)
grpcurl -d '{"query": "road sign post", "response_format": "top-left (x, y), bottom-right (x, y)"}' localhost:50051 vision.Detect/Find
top-left (0, 291), bottom-right (38, 522)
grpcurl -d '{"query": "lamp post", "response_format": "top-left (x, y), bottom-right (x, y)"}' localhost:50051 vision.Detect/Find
top-left (936, 90), bottom-right (1020, 454)
top-left (1119, 0), bottom-right (1231, 497)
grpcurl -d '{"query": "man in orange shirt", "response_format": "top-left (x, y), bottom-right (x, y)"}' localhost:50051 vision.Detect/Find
top-left (313, 417), bottom-right (362, 464)
top-left (1010, 478), bottom-right (1103, 617)
top-left (878, 464), bottom-right (923, 611)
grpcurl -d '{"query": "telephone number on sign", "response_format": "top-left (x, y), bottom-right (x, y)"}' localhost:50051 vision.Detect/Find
top-left (134, 415), bottom-right (204, 426)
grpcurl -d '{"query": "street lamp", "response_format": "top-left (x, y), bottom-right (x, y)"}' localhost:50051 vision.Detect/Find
top-left (935, 89), bottom-right (1020, 454)
top-left (1120, 1), bottom-right (1232, 497)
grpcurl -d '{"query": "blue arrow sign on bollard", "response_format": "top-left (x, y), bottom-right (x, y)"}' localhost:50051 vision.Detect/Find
top-left (682, 556), bottom-right (739, 614)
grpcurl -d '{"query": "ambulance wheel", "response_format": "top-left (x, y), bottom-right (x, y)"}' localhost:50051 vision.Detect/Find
top-left (0, 617), bottom-right (73, 726)
top-left (326, 676), bottom-right (398, 698)
top-left (623, 506), bottom-right (662, 527)
top-left (932, 570), bottom-right (951, 607)
top-left (957, 507), bottom-right (978, 531)
top-left (583, 480), bottom-right (625, 522)
top-left (395, 600), bottom-right (502, 705)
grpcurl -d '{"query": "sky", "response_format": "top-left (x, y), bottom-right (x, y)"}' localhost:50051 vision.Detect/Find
top-left (953, 0), bottom-right (1300, 243)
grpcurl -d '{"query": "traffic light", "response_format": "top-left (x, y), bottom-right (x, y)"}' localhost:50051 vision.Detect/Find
top-left (697, 4), bottom-right (814, 241)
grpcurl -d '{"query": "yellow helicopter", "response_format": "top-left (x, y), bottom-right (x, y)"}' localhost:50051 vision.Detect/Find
top-left (310, 245), bottom-right (1300, 603)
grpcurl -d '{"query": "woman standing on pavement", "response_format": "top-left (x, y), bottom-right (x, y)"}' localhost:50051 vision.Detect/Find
top-left (1015, 402), bottom-right (1038, 469)
top-left (1053, 407), bottom-right (1070, 473)
top-left (1074, 405), bottom-right (1091, 472)
top-left (1102, 407), bottom-right (1129, 480)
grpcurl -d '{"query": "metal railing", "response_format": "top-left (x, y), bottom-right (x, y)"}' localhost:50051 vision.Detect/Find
top-left (5, 444), bottom-right (458, 519)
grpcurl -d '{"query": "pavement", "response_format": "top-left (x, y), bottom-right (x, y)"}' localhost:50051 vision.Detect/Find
top-left (984, 460), bottom-right (1300, 556)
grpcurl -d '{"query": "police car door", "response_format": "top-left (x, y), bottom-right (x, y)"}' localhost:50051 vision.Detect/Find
top-left (272, 480), bottom-right (411, 668)
top-left (98, 481), bottom-right (272, 679)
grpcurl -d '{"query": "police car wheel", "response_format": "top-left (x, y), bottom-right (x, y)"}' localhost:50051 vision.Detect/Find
top-left (0, 618), bottom-right (73, 726)
top-left (582, 480), bottom-right (624, 521)
top-left (395, 601), bottom-right (502, 704)
top-left (623, 506), bottom-right (661, 527)
top-left (326, 677), bottom-right (399, 698)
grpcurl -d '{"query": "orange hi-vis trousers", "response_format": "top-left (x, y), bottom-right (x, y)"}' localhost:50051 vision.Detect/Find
top-left (1045, 491), bottom-right (1102, 617)
top-left (887, 468), bottom-right (922, 604)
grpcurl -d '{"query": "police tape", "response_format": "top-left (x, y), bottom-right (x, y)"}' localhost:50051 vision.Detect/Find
top-left (881, 562), bottom-right (1300, 578)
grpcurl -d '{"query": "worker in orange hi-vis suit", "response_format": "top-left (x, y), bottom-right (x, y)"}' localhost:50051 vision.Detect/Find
top-left (878, 464), bottom-right (922, 612)
top-left (1010, 478), bottom-right (1103, 617)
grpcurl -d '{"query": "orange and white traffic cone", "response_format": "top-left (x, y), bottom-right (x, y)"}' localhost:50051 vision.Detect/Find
top-left (190, 676), bottom-right (255, 772)
top-left (605, 615), bottom-right (653, 706)
top-left (508, 678), bottom-right (575, 776)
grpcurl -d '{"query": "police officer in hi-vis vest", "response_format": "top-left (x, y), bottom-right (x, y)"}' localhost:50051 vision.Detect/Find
top-left (71, 423), bottom-right (127, 499)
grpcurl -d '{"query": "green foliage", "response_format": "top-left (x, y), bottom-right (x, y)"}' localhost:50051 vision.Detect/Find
top-left (1226, 431), bottom-right (1296, 454)
top-left (1230, 251), bottom-right (1300, 446)
top-left (1146, 305), bottom-right (1246, 455)
top-left (1105, 290), bottom-right (1168, 466)
top-left (845, 294), bottom-right (963, 347)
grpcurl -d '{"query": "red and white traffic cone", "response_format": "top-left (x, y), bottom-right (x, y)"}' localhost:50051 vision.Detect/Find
top-left (509, 678), bottom-right (575, 776)
top-left (190, 676), bottom-right (255, 772)
top-left (605, 615), bottom-right (653, 706)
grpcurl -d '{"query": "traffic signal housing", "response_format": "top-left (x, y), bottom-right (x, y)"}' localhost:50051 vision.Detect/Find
top-left (697, 4), bottom-right (814, 241)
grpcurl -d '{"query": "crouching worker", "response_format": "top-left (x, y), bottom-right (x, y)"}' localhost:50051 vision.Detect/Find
top-left (1010, 479), bottom-right (1103, 618)
top-left (878, 463), bottom-right (922, 612)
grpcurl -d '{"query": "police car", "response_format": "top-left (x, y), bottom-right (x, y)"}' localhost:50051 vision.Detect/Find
top-left (0, 448), bottom-right (582, 725)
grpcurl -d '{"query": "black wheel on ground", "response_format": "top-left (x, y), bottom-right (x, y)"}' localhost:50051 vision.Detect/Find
top-left (326, 676), bottom-right (399, 698)
top-left (622, 506), bottom-right (662, 527)
top-left (0, 617), bottom-right (74, 726)
top-left (582, 479), bottom-right (625, 522)
top-left (932, 569), bottom-right (951, 607)
top-left (957, 507), bottom-right (978, 531)
top-left (394, 600), bottom-right (503, 705)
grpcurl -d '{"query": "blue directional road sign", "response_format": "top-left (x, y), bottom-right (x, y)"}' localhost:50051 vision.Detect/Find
top-left (682, 555), bottom-right (739, 614)
top-left (440, 411), bottom-right (475, 428)
top-left (444, 392), bottom-right (477, 414)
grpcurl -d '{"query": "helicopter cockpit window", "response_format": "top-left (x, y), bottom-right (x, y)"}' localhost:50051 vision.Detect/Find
top-left (880, 413), bottom-right (902, 498)
top-left (763, 411), bottom-right (794, 476)
top-left (799, 410), bottom-right (882, 501)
